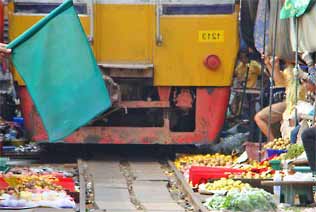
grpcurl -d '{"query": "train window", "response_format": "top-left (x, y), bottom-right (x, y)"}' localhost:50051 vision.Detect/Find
top-left (161, 0), bottom-right (235, 15)
top-left (14, 0), bottom-right (87, 14)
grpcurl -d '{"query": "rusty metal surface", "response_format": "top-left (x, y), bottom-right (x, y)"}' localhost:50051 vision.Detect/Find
top-left (120, 100), bottom-right (170, 108)
top-left (174, 88), bottom-right (194, 109)
top-left (157, 86), bottom-right (171, 101)
top-left (20, 87), bottom-right (230, 144)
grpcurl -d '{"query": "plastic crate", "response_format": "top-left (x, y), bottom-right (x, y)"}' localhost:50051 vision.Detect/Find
top-left (189, 166), bottom-right (245, 186)
top-left (266, 149), bottom-right (287, 158)
top-left (55, 177), bottom-right (75, 192)
top-left (293, 166), bottom-right (311, 173)
top-left (269, 160), bottom-right (282, 170)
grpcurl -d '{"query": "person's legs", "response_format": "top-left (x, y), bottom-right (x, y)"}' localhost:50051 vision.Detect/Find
top-left (254, 111), bottom-right (273, 140)
top-left (254, 102), bottom-right (286, 141)
top-left (290, 125), bottom-right (301, 144)
top-left (301, 128), bottom-right (316, 171)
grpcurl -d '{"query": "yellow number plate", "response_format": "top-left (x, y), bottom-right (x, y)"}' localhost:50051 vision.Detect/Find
top-left (198, 30), bottom-right (224, 42)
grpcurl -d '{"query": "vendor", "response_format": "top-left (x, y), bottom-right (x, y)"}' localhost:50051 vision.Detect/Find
top-left (280, 64), bottom-right (307, 140)
top-left (254, 56), bottom-right (287, 141)
top-left (0, 43), bottom-right (11, 59)
top-left (254, 56), bottom-right (307, 141)
top-left (235, 50), bottom-right (261, 89)
top-left (229, 49), bottom-right (261, 117)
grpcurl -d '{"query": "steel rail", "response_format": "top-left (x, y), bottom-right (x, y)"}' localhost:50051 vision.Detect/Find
top-left (167, 159), bottom-right (209, 212)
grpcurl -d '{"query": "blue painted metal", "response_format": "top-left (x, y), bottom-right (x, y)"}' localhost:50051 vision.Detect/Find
top-left (162, 4), bottom-right (234, 15)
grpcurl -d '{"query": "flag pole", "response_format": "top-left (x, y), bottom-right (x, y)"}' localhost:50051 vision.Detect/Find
top-left (267, 0), bottom-right (279, 143)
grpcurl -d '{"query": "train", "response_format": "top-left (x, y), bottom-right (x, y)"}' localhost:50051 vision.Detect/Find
top-left (4, 0), bottom-right (239, 144)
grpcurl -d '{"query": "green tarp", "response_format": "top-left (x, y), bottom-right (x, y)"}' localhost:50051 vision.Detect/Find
top-left (7, 0), bottom-right (111, 142)
top-left (280, 0), bottom-right (315, 19)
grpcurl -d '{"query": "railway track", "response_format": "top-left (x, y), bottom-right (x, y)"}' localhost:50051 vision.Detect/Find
top-left (5, 144), bottom-right (207, 212)
top-left (79, 152), bottom-right (207, 212)
top-left (8, 144), bottom-right (316, 212)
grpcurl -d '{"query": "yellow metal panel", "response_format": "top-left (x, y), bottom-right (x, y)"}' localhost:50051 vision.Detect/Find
top-left (198, 30), bottom-right (225, 43)
top-left (8, 16), bottom-right (90, 41)
top-left (7, 3), bottom-right (90, 85)
top-left (154, 14), bottom-right (239, 86)
top-left (94, 4), bottom-right (154, 63)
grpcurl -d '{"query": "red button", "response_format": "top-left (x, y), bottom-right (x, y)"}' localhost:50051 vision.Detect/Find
top-left (204, 55), bottom-right (221, 70)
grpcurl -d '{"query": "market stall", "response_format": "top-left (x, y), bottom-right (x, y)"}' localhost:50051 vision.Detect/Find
top-left (174, 136), bottom-right (315, 211)
top-left (0, 163), bottom-right (79, 209)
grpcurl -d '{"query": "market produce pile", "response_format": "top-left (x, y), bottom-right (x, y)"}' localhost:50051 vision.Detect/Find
top-left (174, 153), bottom-right (236, 171)
top-left (0, 190), bottom-right (75, 208)
top-left (204, 187), bottom-right (276, 211)
top-left (175, 153), bottom-right (274, 182)
top-left (199, 178), bottom-right (251, 193)
top-left (175, 141), bottom-right (307, 185)
top-left (264, 138), bottom-right (291, 150)
top-left (280, 144), bottom-right (304, 160)
top-left (0, 166), bottom-right (78, 209)
top-left (4, 143), bottom-right (41, 154)
top-left (229, 160), bottom-right (274, 179)
top-left (4, 174), bottom-right (65, 191)
top-left (174, 138), bottom-right (314, 211)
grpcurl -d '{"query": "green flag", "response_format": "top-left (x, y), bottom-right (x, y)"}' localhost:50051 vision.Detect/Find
top-left (7, 0), bottom-right (111, 141)
top-left (280, 0), bottom-right (315, 19)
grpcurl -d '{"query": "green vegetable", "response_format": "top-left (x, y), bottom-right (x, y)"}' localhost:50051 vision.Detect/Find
top-left (284, 144), bottom-right (304, 160)
top-left (204, 195), bottom-right (226, 210)
top-left (204, 188), bottom-right (276, 211)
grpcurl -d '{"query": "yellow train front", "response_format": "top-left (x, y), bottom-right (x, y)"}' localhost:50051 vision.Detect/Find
top-left (7, 0), bottom-right (239, 144)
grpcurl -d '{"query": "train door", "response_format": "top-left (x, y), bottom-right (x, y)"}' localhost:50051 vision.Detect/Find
top-left (94, 0), bottom-right (155, 66)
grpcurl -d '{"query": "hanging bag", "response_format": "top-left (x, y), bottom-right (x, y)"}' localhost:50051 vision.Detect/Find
top-left (266, 0), bottom-right (295, 61)
top-left (289, 3), bottom-right (316, 53)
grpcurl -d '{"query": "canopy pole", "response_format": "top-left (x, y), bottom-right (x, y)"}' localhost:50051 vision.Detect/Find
top-left (312, 102), bottom-right (316, 126)
top-left (294, 17), bottom-right (299, 127)
top-left (240, 63), bottom-right (250, 120)
top-left (267, 0), bottom-right (279, 143)
top-left (259, 0), bottom-right (268, 161)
